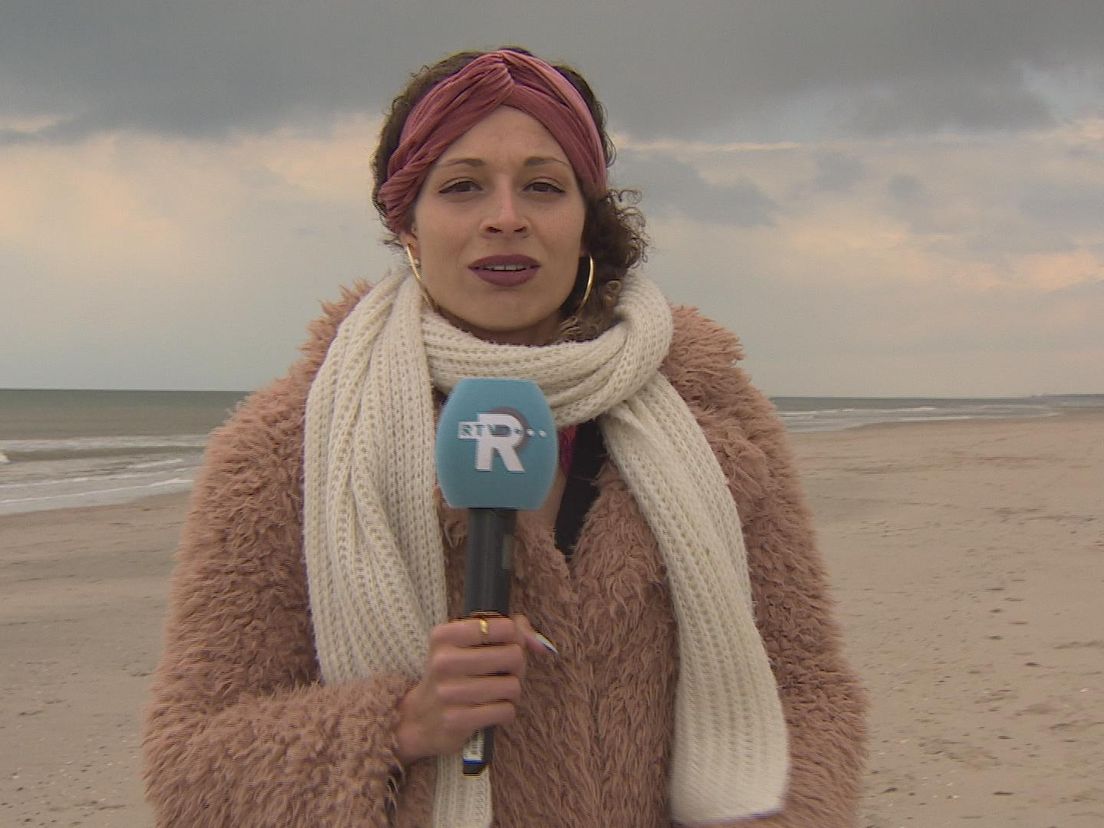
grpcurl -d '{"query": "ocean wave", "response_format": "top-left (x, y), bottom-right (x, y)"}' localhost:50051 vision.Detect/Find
top-left (0, 466), bottom-right (199, 491)
top-left (0, 433), bottom-right (209, 455)
top-left (130, 457), bottom-right (186, 470)
top-left (777, 401), bottom-right (1061, 432)
top-left (0, 475), bottom-right (195, 514)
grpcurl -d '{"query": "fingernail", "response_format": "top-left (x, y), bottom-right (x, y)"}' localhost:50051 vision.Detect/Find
top-left (533, 631), bottom-right (559, 656)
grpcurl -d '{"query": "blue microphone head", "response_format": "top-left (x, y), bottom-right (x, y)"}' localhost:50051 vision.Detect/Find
top-left (435, 378), bottom-right (558, 510)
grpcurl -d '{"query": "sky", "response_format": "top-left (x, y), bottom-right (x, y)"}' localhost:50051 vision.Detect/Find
top-left (2, 1), bottom-right (1103, 396)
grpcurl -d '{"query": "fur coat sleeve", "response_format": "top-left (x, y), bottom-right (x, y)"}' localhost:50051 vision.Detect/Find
top-left (141, 286), bottom-right (417, 826)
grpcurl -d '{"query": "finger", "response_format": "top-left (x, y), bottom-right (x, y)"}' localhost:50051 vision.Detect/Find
top-left (436, 674), bottom-right (522, 706)
top-left (441, 700), bottom-right (518, 735)
top-left (513, 614), bottom-right (558, 656)
top-left (435, 641), bottom-right (526, 677)
top-left (429, 642), bottom-right (526, 681)
top-left (513, 614), bottom-right (534, 640)
top-left (430, 616), bottom-right (518, 649)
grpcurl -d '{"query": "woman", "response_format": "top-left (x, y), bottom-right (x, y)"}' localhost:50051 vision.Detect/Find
top-left (143, 48), bottom-right (866, 826)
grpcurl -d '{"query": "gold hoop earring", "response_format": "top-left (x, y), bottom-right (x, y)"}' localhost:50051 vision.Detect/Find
top-left (404, 244), bottom-right (424, 286)
top-left (575, 255), bottom-right (595, 315)
top-left (404, 244), bottom-right (439, 311)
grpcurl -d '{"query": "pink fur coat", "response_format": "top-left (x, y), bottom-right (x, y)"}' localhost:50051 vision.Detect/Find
top-left (143, 284), bottom-right (867, 826)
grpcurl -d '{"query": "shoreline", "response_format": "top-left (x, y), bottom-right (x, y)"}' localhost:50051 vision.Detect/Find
top-left (830, 404), bottom-right (1104, 432)
top-left (786, 401), bottom-right (1104, 437)
top-left (5, 406), bottom-right (1103, 521)
top-left (2, 412), bottom-right (1102, 826)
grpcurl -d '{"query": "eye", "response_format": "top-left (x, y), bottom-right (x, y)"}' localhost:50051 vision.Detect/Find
top-left (439, 179), bottom-right (479, 194)
top-left (528, 180), bottom-right (565, 194)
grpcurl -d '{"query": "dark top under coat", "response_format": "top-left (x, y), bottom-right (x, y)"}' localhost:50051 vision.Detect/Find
top-left (554, 419), bottom-right (606, 561)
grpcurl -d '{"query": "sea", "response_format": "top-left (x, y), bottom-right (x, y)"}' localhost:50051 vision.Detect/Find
top-left (1, 389), bottom-right (1102, 517)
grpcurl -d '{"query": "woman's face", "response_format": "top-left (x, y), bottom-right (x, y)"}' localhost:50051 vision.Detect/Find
top-left (399, 106), bottom-right (587, 346)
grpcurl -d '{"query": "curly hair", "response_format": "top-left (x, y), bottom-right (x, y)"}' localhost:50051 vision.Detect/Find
top-left (370, 47), bottom-right (647, 341)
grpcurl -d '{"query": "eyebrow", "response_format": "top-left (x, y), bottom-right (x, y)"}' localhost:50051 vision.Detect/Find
top-left (435, 156), bottom-right (570, 169)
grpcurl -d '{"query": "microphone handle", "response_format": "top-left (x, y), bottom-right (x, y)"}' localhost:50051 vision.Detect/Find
top-left (461, 508), bottom-right (517, 776)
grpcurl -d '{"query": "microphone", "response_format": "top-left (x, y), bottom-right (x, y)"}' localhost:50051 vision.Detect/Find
top-left (435, 378), bottom-right (557, 775)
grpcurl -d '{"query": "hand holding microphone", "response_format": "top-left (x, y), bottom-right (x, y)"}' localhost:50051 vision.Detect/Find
top-left (395, 379), bottom-right (558, 771)
top-left (394, 614), bottom-right (549, 766)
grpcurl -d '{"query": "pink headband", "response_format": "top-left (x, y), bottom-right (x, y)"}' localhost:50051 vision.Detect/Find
top-left (378, 50), bottom-right (608, 234)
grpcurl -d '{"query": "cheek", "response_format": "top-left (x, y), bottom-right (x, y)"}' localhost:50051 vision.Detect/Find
top-left (563, 203), bottom-right (588, 256)
top-left (418, 212), bottom-right (471, 262)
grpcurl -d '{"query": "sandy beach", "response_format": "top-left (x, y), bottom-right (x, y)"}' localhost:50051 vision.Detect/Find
top-left (2, 411), bottom-right (1102, 827)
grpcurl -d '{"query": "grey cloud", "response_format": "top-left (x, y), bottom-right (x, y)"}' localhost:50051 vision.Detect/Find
top-left (616, 150), bottom-right (778, 226)
top-left (3, 1), bottom-right (1104, 143)
top-left (1019, 183), bottom-right (1104, 232)
top-left (848, 75), bottom-right (1054, 136)
top-left (881, 173), bottom-right (1080, 256)
top-left (958, 226), bottom-right (1075, 258)
top-left (0, 1), bottom-right (419, 141)
top-left (887, 175), bottom-right (926, 204)
top-left (1, 112), bottom-right (120, 146)
top-left (812, 154), bottom-right (866, 193)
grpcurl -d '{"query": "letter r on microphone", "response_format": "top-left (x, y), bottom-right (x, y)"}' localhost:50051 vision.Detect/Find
top-left (458, 412), bottom-right (526, 472)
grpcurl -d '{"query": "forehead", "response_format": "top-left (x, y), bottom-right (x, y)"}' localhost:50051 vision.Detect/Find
top-left (435, 106), bottom-right (570, 165)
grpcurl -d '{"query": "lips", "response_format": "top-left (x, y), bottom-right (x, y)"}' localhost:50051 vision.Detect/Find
top-left (469, 255), bottom-right (540, 287)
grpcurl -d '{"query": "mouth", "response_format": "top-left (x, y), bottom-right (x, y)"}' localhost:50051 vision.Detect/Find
top-left (469, 255), bottom-right (540, 287)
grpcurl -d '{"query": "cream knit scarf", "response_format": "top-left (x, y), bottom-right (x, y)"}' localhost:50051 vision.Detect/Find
top-left (304, 271), bottom-right (789, 826)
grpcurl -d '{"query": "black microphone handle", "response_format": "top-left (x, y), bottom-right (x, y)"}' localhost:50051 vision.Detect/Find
top-left (461, 508), bottom-right (517, 776)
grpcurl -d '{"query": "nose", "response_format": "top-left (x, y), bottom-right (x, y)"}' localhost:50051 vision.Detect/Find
top-left (481, 187), bottom-right (528, 235)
